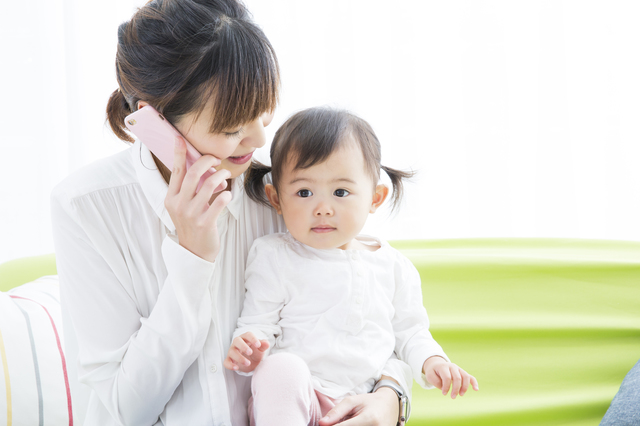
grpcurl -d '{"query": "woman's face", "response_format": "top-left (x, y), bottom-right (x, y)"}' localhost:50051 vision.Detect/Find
top-left (173, 100), bottom-right (274, 179)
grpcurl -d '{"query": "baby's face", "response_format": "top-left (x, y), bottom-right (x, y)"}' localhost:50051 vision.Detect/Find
top-left (268, 139), bottom-right (384, 250)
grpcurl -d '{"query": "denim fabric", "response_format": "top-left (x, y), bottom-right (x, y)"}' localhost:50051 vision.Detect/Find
top-left (600, 359), bottom-right (640, 426)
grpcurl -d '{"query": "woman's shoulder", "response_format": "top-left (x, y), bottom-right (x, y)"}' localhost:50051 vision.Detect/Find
top-left (51, 146), bottom-right (138, 206)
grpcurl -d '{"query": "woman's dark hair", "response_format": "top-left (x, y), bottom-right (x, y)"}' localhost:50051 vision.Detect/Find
top-left (106, 0), bottom-right (279, 179)
top-left (245, 107), bottom-right (414, 212)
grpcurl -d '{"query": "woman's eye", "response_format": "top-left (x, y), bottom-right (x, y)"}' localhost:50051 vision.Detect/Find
top-left (223, 128), bottom-right (244, 139)
top-left (334, 189), bottom-right (350, 197)
top-left (297, 189), bottom-right (313, 198)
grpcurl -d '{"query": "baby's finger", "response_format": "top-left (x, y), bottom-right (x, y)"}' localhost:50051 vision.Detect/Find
top-left (449, 366), bottom-right (462, 399)
top-left (256, 339), bottom-right (270, 352)
top-left (459, 370), bottom-right (471, 396)
top-left (233, 336), bottom-right (254, 357)
top-left (426, 370), bottom-right (443, 390)
top-left (439, 368), bottom-right (452, 396)
top-left (228, 348), bottom-right (251, 367)
top-left (241, 332), bottom-right (263, 349)
top-left (223, 356), bottom-right (239, 371)
top-left (471, 375), bottom-right (480, 391)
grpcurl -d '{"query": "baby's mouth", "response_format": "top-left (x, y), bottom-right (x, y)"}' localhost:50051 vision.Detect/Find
top-left (312, 225), bottom-right (336, 233)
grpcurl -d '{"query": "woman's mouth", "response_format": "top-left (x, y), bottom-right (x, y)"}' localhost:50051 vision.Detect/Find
top-left (227, 152), bottom-right (253, 165)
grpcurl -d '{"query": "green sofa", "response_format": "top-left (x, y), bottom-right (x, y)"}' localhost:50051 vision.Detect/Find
top-left (0, 253), bottom-right (57, 293)
top-left (1, 239), bottom-right (638, 425)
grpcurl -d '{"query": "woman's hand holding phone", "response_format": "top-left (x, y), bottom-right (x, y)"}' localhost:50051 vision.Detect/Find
top-left (164, 136), bottom-right (232, 263)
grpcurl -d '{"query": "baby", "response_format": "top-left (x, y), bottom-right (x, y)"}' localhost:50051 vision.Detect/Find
top-left (224, 107), bottom-right (478, 425)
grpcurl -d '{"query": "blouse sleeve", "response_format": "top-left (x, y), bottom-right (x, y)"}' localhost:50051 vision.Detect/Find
top-left (232, 238), bottom-right (286, 357)
top-left (51, 188), bottom-right (214, 426)
top-left (391, 252), bottom-right (449, 389)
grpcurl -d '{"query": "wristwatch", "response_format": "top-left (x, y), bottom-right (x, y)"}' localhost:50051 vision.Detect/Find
top-left (372, 379), bottom-right (410, 426)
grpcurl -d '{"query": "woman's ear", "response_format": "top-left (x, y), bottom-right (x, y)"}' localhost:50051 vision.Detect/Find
top-left (265, 184), bottom-right (282, 214)
top-left (370, 184), bottom-right (389, 213)
top-left (137, 100), bottom-right (149, 110)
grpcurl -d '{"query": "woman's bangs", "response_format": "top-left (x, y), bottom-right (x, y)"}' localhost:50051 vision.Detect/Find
top-left (204, 19), bottom-right (279, 133)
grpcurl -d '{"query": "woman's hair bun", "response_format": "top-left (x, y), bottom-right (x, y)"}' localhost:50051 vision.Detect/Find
top-left (106, 88), bottom-right (134, 142)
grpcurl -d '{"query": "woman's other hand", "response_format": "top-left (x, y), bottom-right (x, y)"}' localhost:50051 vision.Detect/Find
top-left (318, 387), bottom-right (399, 426)
top-left (164, 136), bottom-right (232, 262)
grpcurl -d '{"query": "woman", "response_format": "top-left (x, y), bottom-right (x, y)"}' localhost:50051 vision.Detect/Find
top-left (51, 0), bottom-right (409, 425)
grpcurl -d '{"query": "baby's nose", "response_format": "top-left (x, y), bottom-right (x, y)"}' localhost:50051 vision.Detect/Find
top-left (314, 202), bottom-right (334, 216)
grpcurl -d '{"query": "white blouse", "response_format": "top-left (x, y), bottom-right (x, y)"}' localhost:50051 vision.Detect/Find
top-left (51, 141), bottom-right (411, 426)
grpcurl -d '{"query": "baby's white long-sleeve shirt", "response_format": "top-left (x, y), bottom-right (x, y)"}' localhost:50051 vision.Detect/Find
top-left (234, 233), bottom-right (448, 399)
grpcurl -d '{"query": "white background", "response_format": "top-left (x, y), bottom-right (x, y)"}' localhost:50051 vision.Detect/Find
top-left (1, 0), bottom-right (639, 264)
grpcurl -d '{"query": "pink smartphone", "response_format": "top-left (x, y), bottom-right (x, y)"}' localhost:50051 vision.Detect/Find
top-left (124, 106), bottom-right (215, 192)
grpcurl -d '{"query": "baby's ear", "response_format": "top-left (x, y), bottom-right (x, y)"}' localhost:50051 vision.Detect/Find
top-left (370, 184), bottom-right (389, 213)
top-left (265, 184), bottom-right (282, 214)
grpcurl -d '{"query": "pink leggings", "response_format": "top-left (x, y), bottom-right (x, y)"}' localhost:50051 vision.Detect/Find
top-left (249, 353), bottom-right (339, 426)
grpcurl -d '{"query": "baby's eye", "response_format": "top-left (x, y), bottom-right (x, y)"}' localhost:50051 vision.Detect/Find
top-left (297, 189), bottom-right (313, 198)
top-left (334, 189), bottom-right (350, 197)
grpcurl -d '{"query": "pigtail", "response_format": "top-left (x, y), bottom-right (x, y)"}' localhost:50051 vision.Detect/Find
top-left (381, 165), bottom-right (415, 212)
top-left (106, 88), bottom-right (135, 143)
top-left (244, 161), bottom-right (273, 207)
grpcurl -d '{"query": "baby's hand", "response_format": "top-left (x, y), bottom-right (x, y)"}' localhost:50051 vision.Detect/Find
top-left (423, 356), bottom-right (479, 399)
top-left (223, 332), bottom-right (270, 373)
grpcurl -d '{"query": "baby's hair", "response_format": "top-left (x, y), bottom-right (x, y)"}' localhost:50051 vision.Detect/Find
top-left (245, 107), bottom-right (415, 212)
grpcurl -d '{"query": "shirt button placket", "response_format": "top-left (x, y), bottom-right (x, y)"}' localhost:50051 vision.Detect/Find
top-left (350, 253), bottom-right (364, 329)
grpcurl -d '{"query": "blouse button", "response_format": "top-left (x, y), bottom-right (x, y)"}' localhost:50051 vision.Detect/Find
top-left (210, 365), bottom-right (217, 373)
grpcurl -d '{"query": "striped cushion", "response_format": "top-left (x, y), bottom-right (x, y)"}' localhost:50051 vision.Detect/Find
top-left (0, 276), bottom-right (72, 426)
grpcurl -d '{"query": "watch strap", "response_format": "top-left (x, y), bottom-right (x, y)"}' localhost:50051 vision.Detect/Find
top-left (372, 380), bottom-right (410, 426)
